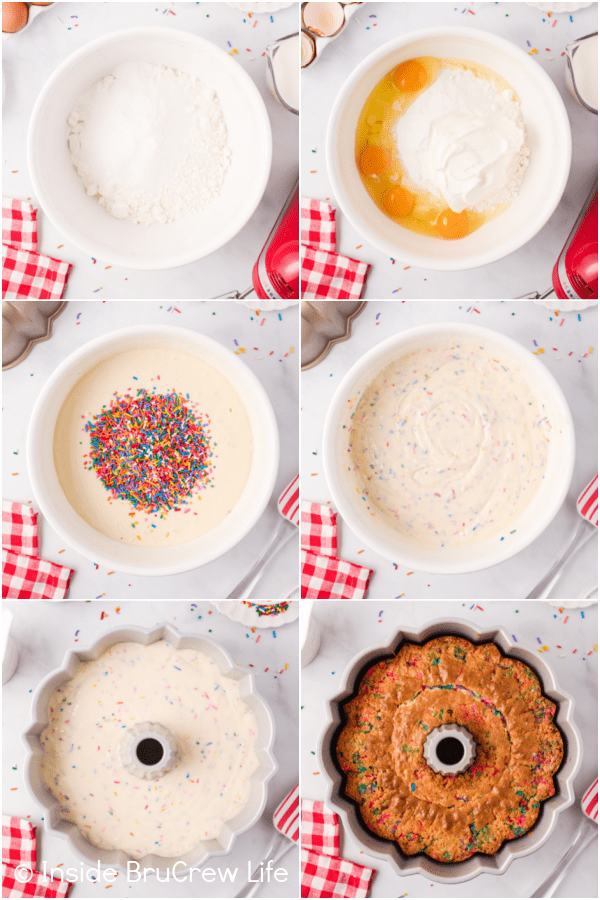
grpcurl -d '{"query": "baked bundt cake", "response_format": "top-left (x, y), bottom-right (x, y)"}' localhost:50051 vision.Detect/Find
top-left (336, 635), bottom-right (563, 862)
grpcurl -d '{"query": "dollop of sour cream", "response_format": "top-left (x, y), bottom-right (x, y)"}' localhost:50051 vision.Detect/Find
top-left (395, 67), bottom-right (529, 213)
top-left (424, 112), bottom-right (525, 213)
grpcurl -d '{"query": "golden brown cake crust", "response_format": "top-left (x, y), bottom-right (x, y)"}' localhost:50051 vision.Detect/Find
top-left (336, 636), bottom-right (563, 862)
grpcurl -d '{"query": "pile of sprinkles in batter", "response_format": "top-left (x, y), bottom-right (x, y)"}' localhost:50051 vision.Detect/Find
top-left (85, 387), bottom-right (214, 512)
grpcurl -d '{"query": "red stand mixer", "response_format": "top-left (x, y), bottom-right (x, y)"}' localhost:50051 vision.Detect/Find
top-left (524, 178), bottom-right (598, 300)
top-left (218, 178), bottom-right (299, 301)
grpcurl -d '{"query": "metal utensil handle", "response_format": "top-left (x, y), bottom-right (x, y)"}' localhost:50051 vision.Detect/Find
top-left (213, 286), bottom-right (254, 299)
top-left (517, 288), bottom-right (555, 299)
top-left (531, 818), bottom-right (597, 897)
top-left (226, 518), bottom-right (296, 599)
top-left (235, 830), bottom-right (292, 899)
top-left (525, 519), bottom-right (595, 599)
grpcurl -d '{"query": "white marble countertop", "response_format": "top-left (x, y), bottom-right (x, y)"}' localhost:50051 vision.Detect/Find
top-left (301, 300), bottom-right (598, 599)
top-left (301, 1), bottom-right (598, 299)
top-left (2, 300), bottom-right (299, 600)
top-left (301, 598), bottom-right (598, 898)
top-left (2, 2), bottom-right (298, 299)
top-left (2, 599), bottom-right (299, 898)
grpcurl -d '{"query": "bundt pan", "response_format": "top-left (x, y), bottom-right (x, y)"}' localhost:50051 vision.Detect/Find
top-left (318, 617), bottom-right (582, 884)
top-left (22, 622), bottom-right (277, 873)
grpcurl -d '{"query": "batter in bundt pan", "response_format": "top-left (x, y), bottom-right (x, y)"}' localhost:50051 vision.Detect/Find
top-left (336, 636), bottom-right (563, 862)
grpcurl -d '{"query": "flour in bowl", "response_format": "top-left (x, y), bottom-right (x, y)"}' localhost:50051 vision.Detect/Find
top-left (67, 62), bottom-right (231, 224)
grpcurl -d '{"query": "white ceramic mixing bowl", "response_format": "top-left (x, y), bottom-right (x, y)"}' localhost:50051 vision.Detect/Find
top-left (28, 27), bottom-right (272, 270)
top-left (27, 325), bottom-right (279, 576)
top-left (323, 323), bottom-right (575, 575)
top-left (327, 27), bottom-right (572, 271)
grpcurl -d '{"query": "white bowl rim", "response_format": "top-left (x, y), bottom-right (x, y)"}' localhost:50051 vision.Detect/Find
top-left (26, 324), bottom-right (280, 576)
top-left (27, 25), bottom-right (273, 270)
top-left (323, 321), bottom-right (576, 575)
top-left (21, 621), bottom-right (278, 873)
top-left (326, 25), bottom-right (572, 271)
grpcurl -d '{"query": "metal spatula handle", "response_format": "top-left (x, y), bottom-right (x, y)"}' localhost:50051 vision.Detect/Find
top-left (226, 518), bottom-right (296, 599)
top-left (526, 519), bottom-right (595, 598)
top-left (531, 818), bottom-right (597, 897)
top-left (214, 286), bottom-right (254, 299)
top-left (235, 830), bottom-right (292, 899)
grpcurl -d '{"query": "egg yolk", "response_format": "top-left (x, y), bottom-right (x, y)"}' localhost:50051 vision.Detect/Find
top-left (436, 208), bottom-right (470, 239)
top-left (382, 187), bottom-right (415, 218)
top-left (393, 60), bottom-right (428, 93)
top-left (359, 146), bottom-right (389, 177)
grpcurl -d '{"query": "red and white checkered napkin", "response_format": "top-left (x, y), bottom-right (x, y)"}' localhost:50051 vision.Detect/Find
top-left (301, 198), bottom-right (371, 300)
top-left (2, 815), bottom-right (71, 898)
top-left (582, 779), bottom-right (598, 821)
top-left (274, 784), bottom-right (300, 844)
top-left (302, 198), bottom-right (337, 253)
top-left (279, 474), bottom-right (300, 527)
top-left (2, 501), bottom-right (74, 599)
top-left (301, 800), bottom-right (375, 899)
top-left (2, 198), bottom-right (72, 300)
top-left (301, 501), bottom-right (373, 599)
top-left (577, 475), bottom-right (598, 527)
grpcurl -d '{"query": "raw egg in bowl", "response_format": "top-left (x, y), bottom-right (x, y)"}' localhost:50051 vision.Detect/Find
top-left (327, 26), bottom-right (572, 270)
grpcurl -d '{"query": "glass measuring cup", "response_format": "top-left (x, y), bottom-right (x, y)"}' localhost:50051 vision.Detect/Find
top-left (565, 31), bottom-right (598, 115)
top-left (265, 32), bottom-right (299, 115)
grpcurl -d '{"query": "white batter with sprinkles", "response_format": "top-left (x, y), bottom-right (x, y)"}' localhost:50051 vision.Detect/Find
top-left (40, 640), bottom-right (259, 858)
top-left (53, 345), bottom-right (253, 547)
top-left (347, 338), bottom-right (551, 548)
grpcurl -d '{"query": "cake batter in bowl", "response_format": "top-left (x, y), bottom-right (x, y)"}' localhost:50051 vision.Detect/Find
top-left (27, 325), bottom-right (279, 576)
top-left (323, 323), bottom-right (574, 574)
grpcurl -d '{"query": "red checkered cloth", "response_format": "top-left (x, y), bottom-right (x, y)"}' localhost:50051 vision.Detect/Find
top-left (2, 502), bottom-right (38, 557)
top-left (2, 816), bottom-right (71, 898)
top-left (2, 818), bottom-right (36, 869)
top-left (301, 800), bottom-right (340, 856)
top-left (301, 502), bottom-right (338, 557)
top-left (274, 784), bottom-right (300, 844)
top-left (2, 501), bottom-right (74, 599)
top-left (2, 198), bottom-right (72, 300)
top-left (301, 197), bottom-right (370, 300)
top-left (300, 501), bottom-right (373, 599)
top-left (301, 244), bottom-right (371, 301)
top-left (301, 801), bottom-right (375, 899)
top-left (3, 199), bottom-right (38, 252)
top-left (301, 198), bottom-right (336, 252)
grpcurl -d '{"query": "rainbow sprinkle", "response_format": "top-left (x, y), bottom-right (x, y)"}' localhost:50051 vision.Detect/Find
top-left (85, 388), bottom-right (213, 512)
top-left (243, 601), bottom-right (290, 617)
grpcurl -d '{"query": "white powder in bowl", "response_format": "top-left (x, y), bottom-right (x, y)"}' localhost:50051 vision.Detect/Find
top-left (67, 61), bottom-right (231, 225)
top-left (395, 68), bottom-right (530, 214)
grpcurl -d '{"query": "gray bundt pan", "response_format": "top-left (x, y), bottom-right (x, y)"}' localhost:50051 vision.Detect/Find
top-left (319, 617), bottom-right (582, 884)
top-left (22, 622), bottom-right (277, 873)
